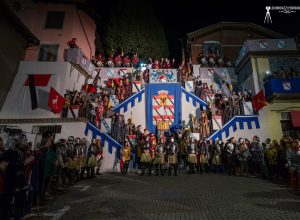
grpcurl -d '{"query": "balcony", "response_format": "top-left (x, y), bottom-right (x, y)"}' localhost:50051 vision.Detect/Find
top-left (236, 38), bottom-right (298, 67)
top-left (64, 48), bottom-right (96, 77)
top-left (264, 78), bottom-right (300, 101)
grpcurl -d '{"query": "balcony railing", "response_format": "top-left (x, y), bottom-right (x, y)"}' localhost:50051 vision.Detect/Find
top-left (264, 78), bottom-right (300, 100)
top-left (64, 48), bottom-right (96, 77)
top-left (235, 38), bottom-right (298, 66)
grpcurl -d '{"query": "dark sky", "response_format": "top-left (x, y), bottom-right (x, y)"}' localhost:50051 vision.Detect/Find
top-left (89, 0), bottom-right (300, 57)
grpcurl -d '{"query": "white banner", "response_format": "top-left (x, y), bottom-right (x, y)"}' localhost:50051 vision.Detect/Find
top-left (132, 81), bottom-right (142, 93)
top-left (185, 81), bottom-right (194, 92)
top-left (109, 95), bottom-right (119, 107)
top-left (243, 102), bottom-right (254, 115)
top-left (101, 118), bottom-right (112, 133)
top-left (212, 115), bottom-right (222, 130)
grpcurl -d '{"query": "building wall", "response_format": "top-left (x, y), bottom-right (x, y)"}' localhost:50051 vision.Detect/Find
top-left (0, 61), bottom-right (86, 119)
top-left (0, 14), bottom-right (28, 111)
top-left (189, 28), bottom-right (274, 64)
top-left (0, 121), bottom-right (119, 173)
top-left (15, 2), bottom-right (96, 61)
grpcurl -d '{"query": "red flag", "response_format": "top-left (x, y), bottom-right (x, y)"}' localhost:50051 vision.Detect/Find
top-left (84, 84), bottom-right (97, 93)
top-left (291, 111), bottom-right (300, 127)
top-left (48, 87), bottom-right (65, 114)
top-left (24, 74), bottom-right (51, 86)
top-left (252, 90), bottom-right (267, 112)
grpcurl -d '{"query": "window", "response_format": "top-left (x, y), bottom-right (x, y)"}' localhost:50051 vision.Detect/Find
top-left (45, 11), bottom-right (65, 29)
top-left (38, 44), bottom-right (59, 61)
top-left (280, 112), bottom-right (300, 138)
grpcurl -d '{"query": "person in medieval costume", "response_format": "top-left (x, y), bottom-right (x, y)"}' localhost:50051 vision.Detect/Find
top-left (194, 76), bottom-right (202, 98)
top-left (154, 136), bottom-right (166, 176)
top-left (107, 52), bottom-right (114, 67)
top-left (95, 138), bottom-right (103, 175)
top-left (95, 101), bottom-right (105, 128)
top-left (236, 138), bottom-right (250, 176)
top-left (116, 79), bottom-right (125, 102)
top-left (87, 139), bottom-right (98, 178)
top-left (67, 37), bottom-right (78, 48)
top-left (123, 55), bottom-right (131, 67)
top-left (114, 54), bottom-right (123, 67)
top-left (55, 139), bottom-right (67, 187)
top-left (198, 138), bottom-right (209, 174)
top-left (95, 53), bottom-right (105, 67)
top-left (132, 53), bottom-right (139, 67)
top-left (65, 136), bottom-right (76, 185)
top-left (266, 140), bottom-right (278, 178)
top-left (102, 93), bottom-right (109, 112)
top-left (200, 83), bottom-right (209, 100)
top-left (61, 94), bottom-right (70, 118)
top-left (226, 137), bottom-right (237, 175)
top-left (212, 140), bottom-right (222, 173)
top-left (286, 139), bottom-right (300, 191)
top-left (200, 111), bottom-right (210, 140)
top-left (125, 118), bottom-right (135, 136)
top-left (74, 138), bottom-right (82, 182)
top-left (140, 135), bottom-right (152, 176)
top-left (250, 136), bottom-right (264, 177)
top-left (79, 138), bottom-right (88, 179)
top-left (120, 141), bottom-right (131, 175)
top-left (124, 77), bottom-right (132, 100)
top-left (177, 130), bottom-right (187, 169)
top-left (167, 136), bottom-right (179, 176)
top-left (112, 114), bottom-right (126, 145)
top-left (186, 136), bottom-right (197, 174)
top-left (150, 133), bottom-right (156, 161)
top-left (135, 125), bottom-right (143, 170)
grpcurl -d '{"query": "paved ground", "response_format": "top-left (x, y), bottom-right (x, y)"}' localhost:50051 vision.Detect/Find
top-left (28, 173), bottom-right (300, 220)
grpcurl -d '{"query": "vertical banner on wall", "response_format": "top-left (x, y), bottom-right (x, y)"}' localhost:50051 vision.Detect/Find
top-left (185, 81), bottom-right (194, 92)
top-left (145, 83), bottom-right (182, 133)
top-left (101, 118), bottom-right (112, 134)
top-left (212, 115), bottom-right (222, 130)
top-left (243, 102), bottom-right (254, 115)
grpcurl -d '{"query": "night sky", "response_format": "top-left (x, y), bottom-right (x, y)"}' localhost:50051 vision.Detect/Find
top-left (90, 0), bottom-right (300, 57)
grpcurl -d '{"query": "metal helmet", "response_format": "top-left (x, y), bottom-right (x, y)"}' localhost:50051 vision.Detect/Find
top-left (75, 137), bottom-right (81, 145)
top-left (227, 143), bottom-right (234, 151)
top-left (170, 137), bottom-right (175, 143)
top-left (239, 138), bottom-right (244, 143)
top-left (67, 136), bottom-right (75, 144)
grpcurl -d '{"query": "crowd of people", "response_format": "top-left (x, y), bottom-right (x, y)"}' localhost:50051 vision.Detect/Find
top-left (263, 66), bottom-right (300, 83)
top-left (0, 132), bottom-right (103, 220)
top-left (119, 126), bottom-right (300, 192)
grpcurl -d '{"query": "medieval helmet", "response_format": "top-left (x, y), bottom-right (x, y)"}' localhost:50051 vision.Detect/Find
top-left (170, 137), bottom-right (175, 143)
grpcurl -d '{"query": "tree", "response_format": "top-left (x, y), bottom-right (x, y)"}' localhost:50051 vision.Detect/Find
top-left (100, 0), bottom-right (169, 60)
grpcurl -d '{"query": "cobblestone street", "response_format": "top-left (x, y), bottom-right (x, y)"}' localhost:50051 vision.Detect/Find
top-left (29, 173), bottom-right (300, 220)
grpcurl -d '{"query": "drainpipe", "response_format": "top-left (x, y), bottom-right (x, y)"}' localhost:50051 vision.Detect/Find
top-left (74, 2), bottom-right (92, 59)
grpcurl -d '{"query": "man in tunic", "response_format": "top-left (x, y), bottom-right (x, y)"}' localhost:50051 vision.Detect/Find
top-left (154, 137), bottom-right (166, 176)
top-left (167, 137), bottom-right (179, 176)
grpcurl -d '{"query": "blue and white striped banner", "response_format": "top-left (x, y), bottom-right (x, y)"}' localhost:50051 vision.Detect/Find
top-left (110, 95), bottom-right (119, 107)
top-left (101, 118), bottom-right (111, 133)
top-left (185, 81), bottom-right (194, 92)
top-left (277, 40), bottom-right (285, 49)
